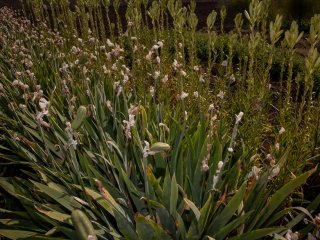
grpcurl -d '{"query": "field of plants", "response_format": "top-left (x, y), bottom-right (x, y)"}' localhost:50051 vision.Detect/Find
top-left (0, 0), bottom-right (320, 239)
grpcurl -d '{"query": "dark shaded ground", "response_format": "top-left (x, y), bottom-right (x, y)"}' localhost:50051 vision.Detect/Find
top-left (0, 0), bottom-right (238, 31)
top-left (0, 0), bottom-right (21, 9)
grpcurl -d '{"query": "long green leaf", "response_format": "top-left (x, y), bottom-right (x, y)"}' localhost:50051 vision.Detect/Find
top-left (0, 178), bottom-right (16, 197)
top-left (214, 211), bottom-right (253, 240)
top-left (32, 181), bottom-right (81, 211)
top-left (229, 227), bottom-right (286, 240)
top-left (114, 211), bottom-right (138, 240)
top-left (35, 206), bottom-right (72, 225)
top-left (170, 173), bottom-right (178, 216)
top-left (254, 168), bottom-right (316, 228)
top-left (136, 214), bottom-right (172, 240)
top-left (183, 198), bottom-right (200, 221)
top-left (207, 182), bottom-right (247, 235)
top-left (0, 230), bottom-right (38, 239)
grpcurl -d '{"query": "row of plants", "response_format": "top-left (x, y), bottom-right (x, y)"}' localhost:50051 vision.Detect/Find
top-left (0, 0), bottom-right (320, 239)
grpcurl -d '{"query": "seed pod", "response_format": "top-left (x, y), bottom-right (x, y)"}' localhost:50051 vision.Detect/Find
top-left (71, 209), bottom-right (97, 240)
top-left (150, 142), bottom-right (171, 153)
top-left (140, 105), bottom-right (148, 137)
top-left (140, 105), bottom-right (147, 128)
top-left (71, 106), bottom-right (87, 130)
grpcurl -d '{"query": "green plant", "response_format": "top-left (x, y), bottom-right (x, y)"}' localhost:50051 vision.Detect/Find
top-left (0, 1), bottom-right (320, 239)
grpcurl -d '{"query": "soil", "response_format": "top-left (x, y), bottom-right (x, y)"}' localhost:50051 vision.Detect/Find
top-left (0, 0), bottom-right (21, 9)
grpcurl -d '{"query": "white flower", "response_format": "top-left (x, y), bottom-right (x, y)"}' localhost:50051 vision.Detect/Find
top-left (279, 127), bottom-right (285, 135)
top-left (82, 66), bottom-right (88, 75)
top-left (106, 52), bottom-right (112, 60)
top-left (218, 161), bottom-right (224, 170)
top-left (73, 196), bottom-right (89, 206)
top-left (39, 98), bottom-right (50, 110)
top-left (193, 91), bottom-right (199, 98)
top-left (156, 56), bottom-right (161, 64)
top-left (103, 65), bottom-right (110, 75)
top-left (180, 70), bottom-right (187, 77)
top-left (159, 123), bottom-right (170, 132)
top-left (112, 44), bottom-right (123, 56)
top-left (143, 141), bottom-right (156, 157)
top-left (285, 230), bottom-right (299, 240)
top-left (275, 143), bottom-right (280, 151)
top-left (201, 161), bottom-right (209, 172)
top-left (161, 75), bottom-right (168, 83)
top-left (88, 235), bottom-right (96, 240)
top-left (208, 104), bottom-right (215, 112)
top-left (19, 104), bottom-right (27, 111)
top-left (106, 100), bottom-right (113, 112)
top-left (123, 114), bottom-right (135, 139)
top-left (193, 65), bottom-right (200, 71)
top-left (199, 74), bottom-right (205, 83)
top-left (250, 154), bottom-right (259, 162)
top-left (106, 39), bottom-right (114, 47)
top-left (149, 86), bottom-right (155, 97)
top-left (65, 139), bottom-right (78, 150)
top-left (36, 110), bottom-right (50, 127)
top-left (125, 115), bottom-right (135, 127)
top-left (128, 104), bottom-right (139, 115)
top-left (111, 63), bottom-right (118, 71)
top-left (113, 81), bottom-right (123, 96)
top-left (172, 59), bottom-right (179, 70)
top-left (157, 41), bottom-right (163, 48)
top-left (236, 111), bottom-right (244, 124)
top-left (228, 147), bottom-right (234, 153)
top-left (184, 111), bottom-right (188, 121)
top-left (21, 84), bottom-right (29, 91)
top-left (146, 51), bottom-right (153, 61)
top-left (179, 91), bottom-right (189, 100)
top-left (212, 175), bottom-right (219, 190)
top-left (248, 166), bottom-right (261, 180)
top-left (268, 165), bottom-right (280, 180)
top-left (152, 44), bottom-right (160, 50)
top-left (65, 121), bottom-right (73, 136)
top-left (12, 80), bottom-right (20, 86)
top-left (217, 90), bottom-right (225, 99)
top-left (215, 163), bottom-right (223, 175)
top-left (153, 71), bottom-right (160, 79)
top-left (71, 46), bottom-right (78, 54)
top-left (230, 74), bottom-right (235, 82)
top-left (123, 74), bottom-right (129, 83)
top-left (268, 155), bottom-right (276, 167)
top-left (221, 60), bottom-right (228, 67)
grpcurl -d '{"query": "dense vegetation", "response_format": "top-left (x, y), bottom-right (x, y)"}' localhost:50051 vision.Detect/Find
top-left (0, 0), bottom-right (320, 239)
